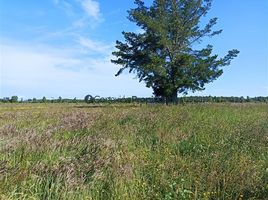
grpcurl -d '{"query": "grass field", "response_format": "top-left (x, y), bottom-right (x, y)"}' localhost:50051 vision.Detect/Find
top-left (0, 103), bottom-right (267, 199)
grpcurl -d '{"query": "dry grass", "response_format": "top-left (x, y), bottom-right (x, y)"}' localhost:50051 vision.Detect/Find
top-left (0, 103), bottom-right (267, 199)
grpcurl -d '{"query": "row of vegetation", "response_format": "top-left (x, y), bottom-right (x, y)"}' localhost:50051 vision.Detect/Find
top-left (1, 95), bottom-right (268, 104)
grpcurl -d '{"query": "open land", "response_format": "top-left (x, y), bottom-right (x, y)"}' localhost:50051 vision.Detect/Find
top-left (0, 103), bottom-right (267, 199)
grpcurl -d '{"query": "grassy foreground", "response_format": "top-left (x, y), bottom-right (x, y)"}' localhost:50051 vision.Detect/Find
top-left (0, 103), bottom-right (267, 200)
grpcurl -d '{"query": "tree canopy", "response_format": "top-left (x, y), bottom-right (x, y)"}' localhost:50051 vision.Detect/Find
top-left (111, 0), bottom-right (239, 104)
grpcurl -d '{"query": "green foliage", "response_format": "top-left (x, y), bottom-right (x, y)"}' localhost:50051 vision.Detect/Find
top-left (58, 96), bottom-right (62, 103)
top-left (10, 96), bottom-right (18, 103)
top-left (72, 97), bottom-right (77, 103)
top-left (112, 0), bottom-right (239, 103)
top-left (1, 95), bottom-right (268, 104)
top-left (42, 96), bottom-right (47, 103)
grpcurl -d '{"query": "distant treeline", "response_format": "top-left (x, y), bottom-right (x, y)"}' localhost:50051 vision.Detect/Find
top-left (1, 95), bottom-right (268, 104)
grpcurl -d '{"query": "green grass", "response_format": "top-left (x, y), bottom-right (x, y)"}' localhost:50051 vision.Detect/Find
top-left (0, 103), bottom-right (267, 199)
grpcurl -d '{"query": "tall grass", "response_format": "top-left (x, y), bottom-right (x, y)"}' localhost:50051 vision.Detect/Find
top-left (0, 103), bottom-right (267, 199)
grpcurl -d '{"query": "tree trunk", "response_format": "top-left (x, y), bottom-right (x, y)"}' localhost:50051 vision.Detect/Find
top-left (171, 90), bottom-right (178, 104)
top-left (165, 90), bottom-right (178, 105)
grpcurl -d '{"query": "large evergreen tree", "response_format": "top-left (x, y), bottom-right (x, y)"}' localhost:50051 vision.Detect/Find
top-left (111, 0), bottom-right (239, 104)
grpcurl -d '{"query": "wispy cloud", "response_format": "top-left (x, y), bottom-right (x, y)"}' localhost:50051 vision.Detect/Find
top-left (77, 37), bottom-right (113, 55)
top-left (0, 1), bottom-right (151, 98)
top-left (78, 0), bottom-right (103, 28)
top-left (0, 40), bottom-right (151, 98)
top-left (53, 0), bottom-right (103, 28)
top-left (72, 17), bottom-right (87, 28)
top-left (80, 0), bottom-right (101, 20)
top-left (53, 0), bottom-right (75, 17)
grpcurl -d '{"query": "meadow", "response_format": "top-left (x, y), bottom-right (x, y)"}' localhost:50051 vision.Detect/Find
top-left (0, 103), bottom-right (267, 199)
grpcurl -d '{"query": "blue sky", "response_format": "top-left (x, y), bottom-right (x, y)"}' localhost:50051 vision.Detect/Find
top-left (0, 0), bottom-right (267, 99)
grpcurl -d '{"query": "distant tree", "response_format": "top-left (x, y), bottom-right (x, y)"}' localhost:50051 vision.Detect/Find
top-left (239, 96), bottom-right (245, 103)
top-left (33, 98), bottom-right (37, 103)
top-left (246, 96), bottom-right (251, 102)
top-left (2, 97), bottom-right (10, 103)
top-left (72, 97), bottom-right (77, 103)
top-left (11, 96), bottom-right (18, 103)
top-left (132, 96), bottom-right (138, 103)
top-left (58, 96), bottom-right (62, 103)
top-left (112, 0), bottom-right (239, 104)
top-left (42, 96), bottom-right (47, 103)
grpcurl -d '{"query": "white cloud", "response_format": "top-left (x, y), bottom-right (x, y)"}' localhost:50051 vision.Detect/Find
top-left (53, 0), bottom-right (103, 28)
top-left (72, 18), bottom-right (87, 28)
top-left (62, 1), bottom-right (74, 16)
top-left (77, 37), bottom-right (113, 55)
top-left (80, 0), bottom-right (101, 20)
top-left (53, 0), bottom-right (74, 16)
top-left (0, 41), bottom-right (151, 98)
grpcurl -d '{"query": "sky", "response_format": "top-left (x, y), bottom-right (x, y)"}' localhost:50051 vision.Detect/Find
top-left (0, 0), bottom-right (267, 99)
